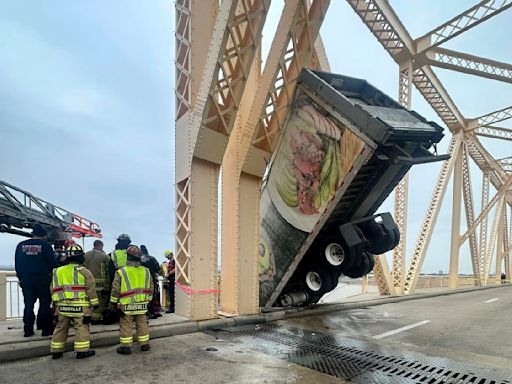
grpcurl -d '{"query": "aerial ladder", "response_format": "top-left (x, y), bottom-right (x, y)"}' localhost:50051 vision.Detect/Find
top-left (0, 180), bottom-right (101, 244)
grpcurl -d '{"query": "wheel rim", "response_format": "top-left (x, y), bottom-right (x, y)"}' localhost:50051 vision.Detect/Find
top-left (305, 271), bottom-right (322, 292)
top-left (325, 243), bottom-right (345, 266)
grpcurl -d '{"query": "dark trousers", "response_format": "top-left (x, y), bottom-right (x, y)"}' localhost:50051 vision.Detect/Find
top-left (147, 280), bottom-right (161, 317)
top-left (20, 275), bottom-right (53, 333)
top-left (167, 276), bottom-right (175, 312)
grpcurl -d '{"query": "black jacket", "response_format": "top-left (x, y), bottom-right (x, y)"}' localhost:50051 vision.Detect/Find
top-left (141, 254), bottom-right (160, 281)
top-left (15, 238), bottom-right (58, 281)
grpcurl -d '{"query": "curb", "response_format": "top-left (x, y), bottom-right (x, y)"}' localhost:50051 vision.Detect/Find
top-left (1, 284), bottom-right (509, 362)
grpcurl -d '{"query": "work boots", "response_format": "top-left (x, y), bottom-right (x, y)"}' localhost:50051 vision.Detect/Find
top-left (140, 344), bottom-right (150, 352)
top-left (52, 352), bottom-right (63, 360)
top-left (24, 330), bottom-right (34, 337)
top-left (76, 350), bottom-right (96, 359)
top-left (117, 346), bottom-right (131, 355)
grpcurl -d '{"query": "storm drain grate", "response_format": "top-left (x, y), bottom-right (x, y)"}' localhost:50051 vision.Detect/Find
top-left (208, 323), bottom-right (512, 384)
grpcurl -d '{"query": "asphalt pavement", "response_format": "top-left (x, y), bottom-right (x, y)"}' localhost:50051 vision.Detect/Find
top-left (1, 286), bottom-right (511, 383)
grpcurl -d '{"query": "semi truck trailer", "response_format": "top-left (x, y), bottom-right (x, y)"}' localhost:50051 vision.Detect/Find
top-left (258, 69), bottom-right (448, 308)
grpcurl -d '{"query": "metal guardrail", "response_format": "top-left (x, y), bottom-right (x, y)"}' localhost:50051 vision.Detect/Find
top-left (0, 271), bottom-right (23, 320)
top-left (0, 271), bottom-right (170, 321)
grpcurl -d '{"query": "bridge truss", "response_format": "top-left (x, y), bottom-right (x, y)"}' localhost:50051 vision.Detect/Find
top-left (174, 0), bottom-right (512, 319)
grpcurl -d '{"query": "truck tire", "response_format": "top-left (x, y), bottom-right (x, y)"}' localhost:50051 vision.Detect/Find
top-left (318, 235), bottom-right (355, 271)
top-left (343, 252), bottom-right (373, 278)
top-left (364, 222), bottom-right (396, 255)
top-left (303, 265), bottom-right (336, 297)
top-left (366, 252), bottom-right (375, 274)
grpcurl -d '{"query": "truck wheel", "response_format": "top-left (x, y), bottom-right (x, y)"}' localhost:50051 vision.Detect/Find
top-left (366, 252), bottom-right (375, 274)
top-left (303, 265), bottom-right (335, 296)
top-left (392, 227), bottom-right (400, 248)
top-left (366, 224), bottom-right (396, 254)
top-left (318, 236), bottom-right (355, 271)
top-left (343, 252), bottom-right (372, 278)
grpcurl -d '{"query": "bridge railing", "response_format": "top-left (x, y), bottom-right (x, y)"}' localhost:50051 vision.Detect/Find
top-left (0, 271), bottom-right (23, 320)
top-left (0, 272), bottom-right (170, 321)
top-left (1, 272), bottom-right (509, 320)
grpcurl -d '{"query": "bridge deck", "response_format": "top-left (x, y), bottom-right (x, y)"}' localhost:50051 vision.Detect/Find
top-left (1, 286), bottom-right (511, 383)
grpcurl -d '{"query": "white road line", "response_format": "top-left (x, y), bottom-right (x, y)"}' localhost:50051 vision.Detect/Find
top-left (372, 320), bottom-right (431, 340)
top-left (485, 298), bottom-right (499, 303)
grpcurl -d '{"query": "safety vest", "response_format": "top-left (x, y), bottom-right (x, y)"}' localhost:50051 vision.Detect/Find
top-left (118, 266), bottom-right (152, 315)
top-left (111, 249), bottom-right (127, 269)
top-left (51, 264), bottom-right (89, 317)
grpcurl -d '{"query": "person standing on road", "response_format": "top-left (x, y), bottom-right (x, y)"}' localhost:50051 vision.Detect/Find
top-left (83, 240), bottom-right (110, 324)
top-left (14, 224), bottom-right (58, 337)
top-left (107, 234), bottom-right (131, 282)
top-left (140, 245), bottom-right (161, 319)
top-left (110, 245), bottom-right (153, 354)
top-left (50, 244), bottom-right (99, 360)
top-left (163, 250), bottom-right (175, 313)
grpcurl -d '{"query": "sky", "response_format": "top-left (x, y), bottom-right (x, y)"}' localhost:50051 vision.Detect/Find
top-left (0, 1), bottom-right (510, 274)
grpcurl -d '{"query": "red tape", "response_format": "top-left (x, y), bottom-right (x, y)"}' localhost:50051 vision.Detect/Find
top-left (176, 281), bottom-right (219, 295)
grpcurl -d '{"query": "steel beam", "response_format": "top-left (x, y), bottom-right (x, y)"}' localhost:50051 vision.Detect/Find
top-left (174, 0), bottom-right (219, 320)
top-left (484, 196), bottom-right (505, 284)
top-left (220, 46), bottom-right (262, 316)
top-left (462, 146), bottom-right (481, 285)
top-left (174, 158), bottom-right (220, 320)
top-left (461, 174), bottom-right (512, 244)
top-left (495, 204), bottom-right (506, 284)
top-left (476, 125), bottom-right (512, 142)
top-left (417, 47), bottom-right (512, 84)
top-left (470, 106), bottom-right (512, 129)
top-left (313, 35), bottom-right (331, 71)
top-left (373, 255), bottom-right (395, 295)
top-left (449, 145), bottom-right (463, 289)
top-left (404, 135), bottom-right (462, 294)
top-left (347, 0), bottom-right (509, 188)
top-left (506, 208), bottom-right (512, 279)
top-left (498, 156), bottom-right (512, 172)
top-left (411, 67), bottom-right (465, 129)
top-left (464, 136), bottom-right (512, 206)
top-left (240, 0), bottom-right (330, 176)
top-left (415, 0), bottom-right (512, 53)
top-left (392, 61), bottom-right (412, 294)
top-left (182, 0), bottom-right (270, 175)
top-left (478, 171), bottom-right (490, 281)
top-left (251, 0), bottom-right (331, 153)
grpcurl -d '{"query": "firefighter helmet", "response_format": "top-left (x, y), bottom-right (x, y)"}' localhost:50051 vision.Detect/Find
top-left (65, 243), bottom-right (84, 258)
top-left (164, 250), bottom-right (173, 259)
top-left (117, 233), bottom-right (131, 242)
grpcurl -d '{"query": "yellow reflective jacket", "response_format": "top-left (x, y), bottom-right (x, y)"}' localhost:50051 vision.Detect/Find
top-left (110, 249), bottom-right (127, 269)
top-left (110, 265), bottom-right (153, 315)
top-left (51, 263), bottom-right (99, 317)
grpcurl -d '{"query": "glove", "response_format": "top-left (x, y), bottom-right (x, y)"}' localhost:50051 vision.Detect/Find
top-left (83, 316), bottom-right (92, 325)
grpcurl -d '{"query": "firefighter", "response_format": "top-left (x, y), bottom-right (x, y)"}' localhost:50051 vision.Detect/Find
top-left (140, 245), bottom-right (162, 319)
top-left (50, 244), bottom-right (99, 360)
top-left (110, 245), bottom-right (153, 354)
top-left (83, 240), bottom-right (110, 324)
top-left (163, 250), bottom-right (175, 313)
top-left (107, 233), bottom-right (131, 282)
top-left (15, 224), bottom-right (58, 337)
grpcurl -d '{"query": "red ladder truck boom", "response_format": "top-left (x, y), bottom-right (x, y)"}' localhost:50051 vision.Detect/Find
top-left (0, 180), bottom-right (101, 243)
